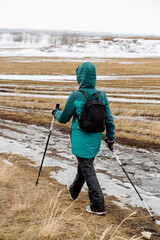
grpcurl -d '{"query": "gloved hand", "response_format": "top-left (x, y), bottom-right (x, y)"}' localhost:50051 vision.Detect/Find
top-left (52, 108), bottom-right (58, 115)
top-left (52, 103), bottom-right (60, 116)
top-left (104, 139), bottom-right (114, 151)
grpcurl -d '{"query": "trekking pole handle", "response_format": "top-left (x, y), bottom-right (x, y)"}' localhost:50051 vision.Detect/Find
top-left (56, 103), bottom-right (60, 109)
top-left (50, 103), bottom-right (60, 132)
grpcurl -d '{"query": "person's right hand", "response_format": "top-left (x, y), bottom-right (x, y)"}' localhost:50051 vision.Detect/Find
top-left (52, 103), bottom-right (60, 116)
top-left (52, 108), bottom-right (57, 115)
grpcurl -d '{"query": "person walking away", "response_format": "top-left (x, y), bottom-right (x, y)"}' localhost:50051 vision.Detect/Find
top-left (52, 62), bottom-right (115, 215)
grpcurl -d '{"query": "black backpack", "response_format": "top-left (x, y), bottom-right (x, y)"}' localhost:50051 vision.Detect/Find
top-left (75, 90), bottom-right (106, 133)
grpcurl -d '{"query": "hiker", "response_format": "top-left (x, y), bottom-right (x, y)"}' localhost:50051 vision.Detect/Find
top-left (52, 62), bottom-right (115, 215)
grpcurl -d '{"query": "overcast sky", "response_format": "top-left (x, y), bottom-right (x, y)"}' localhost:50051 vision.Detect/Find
top-left (0, 0), bottom-right (160, 35)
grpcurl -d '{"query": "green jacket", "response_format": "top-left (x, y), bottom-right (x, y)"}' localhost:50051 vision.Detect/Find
top-left (53, 62), bottom-right (115, 158)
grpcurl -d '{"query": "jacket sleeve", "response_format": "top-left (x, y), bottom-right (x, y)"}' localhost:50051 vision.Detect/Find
top-left (54, 92), bottom-right (75, 123)
top-left (103, 92), bottom-right (115, 141)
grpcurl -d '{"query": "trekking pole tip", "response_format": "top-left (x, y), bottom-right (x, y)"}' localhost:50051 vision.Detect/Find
top-left (152, 216), bottom-right (156, 222)
top-left (35, 180), bottom-right (39, 186)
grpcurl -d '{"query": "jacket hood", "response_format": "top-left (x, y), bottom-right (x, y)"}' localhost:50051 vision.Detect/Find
top-left (76, 62), bottom-right (96, 89)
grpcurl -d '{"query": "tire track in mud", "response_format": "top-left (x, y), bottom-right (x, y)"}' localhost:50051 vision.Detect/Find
top-left (0, 118), bottom-right (160, 216)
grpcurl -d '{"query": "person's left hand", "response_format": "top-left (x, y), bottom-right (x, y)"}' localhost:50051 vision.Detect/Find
top-left (104, 139), bottom-right (114, 151)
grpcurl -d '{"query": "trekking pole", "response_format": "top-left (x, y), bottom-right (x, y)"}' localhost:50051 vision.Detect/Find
top-left (35, 103), bottom-right (60, 186)
top-left (112, 150), bottom-right (156, 222)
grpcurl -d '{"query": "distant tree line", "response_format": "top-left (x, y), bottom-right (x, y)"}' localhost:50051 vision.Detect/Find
top-left (0, 31), bottom-right (93, 45)
top-left (47, 32), bottom-right (92, 46)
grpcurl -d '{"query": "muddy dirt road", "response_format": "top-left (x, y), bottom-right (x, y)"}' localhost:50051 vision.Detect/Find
top-left (0, 118), bottom-right (160, 217)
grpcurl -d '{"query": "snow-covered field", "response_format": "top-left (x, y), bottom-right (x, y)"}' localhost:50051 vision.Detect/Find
top-left (0, 32), bottom-right (160, 58)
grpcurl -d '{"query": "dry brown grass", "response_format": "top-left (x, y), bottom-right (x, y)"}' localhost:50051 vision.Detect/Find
top-left (0, 155), bottom-right (87, 240)
top-left (1, 153), bottom-right (158, 240)
top-left (115, 119), bottom-right (160, 143)
top-left (1, 57), bottom-right (160, 75)
top-left (111, 103), bottom-right (160, 118)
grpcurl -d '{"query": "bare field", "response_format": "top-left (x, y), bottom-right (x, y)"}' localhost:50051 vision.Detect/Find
top-left (1, 57), bottom-right (160, 75)
top-left (0, 57), bottom-right (160, 150)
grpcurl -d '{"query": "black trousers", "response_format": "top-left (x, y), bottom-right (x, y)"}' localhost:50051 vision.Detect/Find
top-left (70, 156), bottom-right (105, 212)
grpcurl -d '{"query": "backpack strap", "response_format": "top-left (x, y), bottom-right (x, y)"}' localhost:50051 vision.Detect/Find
top-left (74, 111), bottom-right (80, 122)
top-left (74, 90), bottom-right (83, 121)
top-left (78, 90), bottom-right (89, 100)
top-left (74, 90), bottom-right (89, 122)
top-left (95, 91), bottom-right (101, 100)
top-left (78, 90), bottom-right (101, 100)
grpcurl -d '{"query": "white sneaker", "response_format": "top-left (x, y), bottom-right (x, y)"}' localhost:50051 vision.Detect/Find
top-left (86, 205), bottom-right (106, 216)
